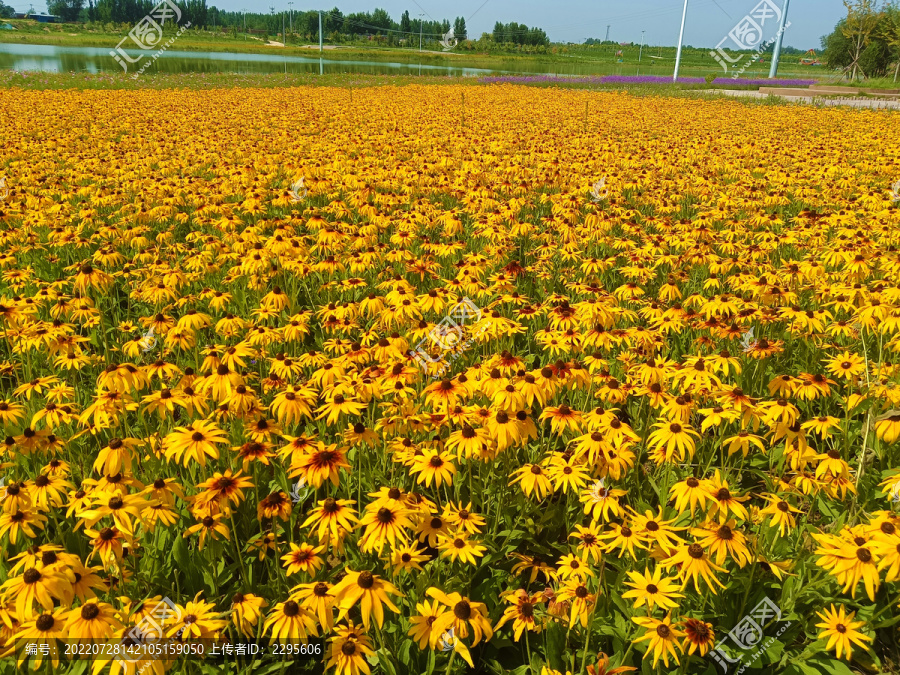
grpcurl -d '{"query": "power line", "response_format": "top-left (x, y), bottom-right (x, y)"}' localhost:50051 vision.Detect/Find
top-left (467, 0), bottom-right (492, 22)
top-left (710, 0), bottom-right (733, 19)
top-left (218, 0), bottom-right (738, 44)
top-left (410, 0), bottom-right (436, 23)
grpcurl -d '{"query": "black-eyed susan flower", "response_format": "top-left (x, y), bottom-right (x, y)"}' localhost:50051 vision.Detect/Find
top-left (510, 462), bottom-right (553, 500)
top-left (0, 566), bottom-right (73, 620)
top-left (325, 621), bottom-right (375, 675)
top-left (162, 419), bottom-right (228, 468)
top-left (815, 604), bottom-right (872, 660)
top-left (662, 543), bottom-right (727, 594)
top-left (437, 531), bottom-right (486, 565)
top-left (631, 614), bottom-right (685, 669)
top-left (330, 570), bottom-right (403, 630)
top-left (166, 595), bottom-right (226, 639)
top-left (281, 542), bottom-right (325, 576)
top-left (680, 617), bottom-right (715, 657)
top-left (579, 479), bottom-right (626, 522)
top-left (622, 567), bottom-right (684, 611)
top-left (230, 592), bottom-right (267, 638)
top-left (183, 513), bottom-right (230, 550)
top-left (64, 601), bottom-right (123, 640)
top-left (263, 599), bottom-right (318, 642)
top-left (494, 589), bottom-right (543, 642)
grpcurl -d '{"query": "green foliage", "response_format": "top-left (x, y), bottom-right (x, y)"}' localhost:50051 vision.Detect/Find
top-left (48, 0), bottom-right (85, 22)
top-left (821, 1), bottom-right (900, 78)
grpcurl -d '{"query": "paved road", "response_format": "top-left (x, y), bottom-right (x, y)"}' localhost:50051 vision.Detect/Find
top-left (703, 88), bottom-right (900, 110)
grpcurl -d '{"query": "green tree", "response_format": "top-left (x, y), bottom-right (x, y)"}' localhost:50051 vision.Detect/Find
top-left (880, 1), bottom-right (900, 80)
top-left (399, 9), bottom-right (410, 34)
top-left (823, 4), bottom-right (896, 79)
top-left (841, 0), bottom-right (882, 80)
top-left (325, 8), bottom-right (343, 35)
top-left (48, 0), bottom-right (85, 21)
top-left (822, 19), bottom-right (855, 70)
top-left (370, 8), bottom-right (392, 33)
top-left (453, 16), bottom-right (466, 39)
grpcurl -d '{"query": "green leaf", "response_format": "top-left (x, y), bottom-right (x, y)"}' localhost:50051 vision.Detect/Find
top-left (806, 657), bottom-right (856, 675)
top-left (425, 646), bottom-right (436, 675)
top-left (397, 639), bottom-right (414, 669)
top-left (377, 648), bottom-right (399, 675)
top-left (763, 639), bottom-right (785, 665)
top-left (873, 611), bottom-right (900, 629)
top-left (644, 472), bottom-right (662, 503)
top-left (545, 619), bottom-right (566, 670)
top-left (172, 533), bottom-right (190, 570)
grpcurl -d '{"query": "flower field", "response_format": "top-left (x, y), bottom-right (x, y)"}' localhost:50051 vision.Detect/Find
top-left (0, 83), bottom-right (899, 675)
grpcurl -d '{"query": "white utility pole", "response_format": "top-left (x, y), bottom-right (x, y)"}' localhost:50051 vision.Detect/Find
top-left (768, 0), bottom-right (790, 78)
top-left (639, 30), bottom-right (645, 62)
top-left (673, 0), bottom-right (689, 81)
top-left (419, 13), bottom-right (424, 51)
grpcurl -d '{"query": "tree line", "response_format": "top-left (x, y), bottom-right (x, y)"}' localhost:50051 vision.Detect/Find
top-left (38, 1), bottom-right (550, 45)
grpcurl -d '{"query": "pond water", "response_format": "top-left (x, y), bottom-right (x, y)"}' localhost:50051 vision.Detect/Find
top-left (0, 42), bottom-right (704, 78)
top-left (0, 42), bottom-right (811, 80)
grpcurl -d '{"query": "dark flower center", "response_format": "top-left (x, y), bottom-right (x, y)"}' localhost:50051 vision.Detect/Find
top-left (36, 614), bottom-right (55, 631)
top-left (453, 600), bottom-right (472, 620)
top-left (81, 603), bottom-right (100, 620)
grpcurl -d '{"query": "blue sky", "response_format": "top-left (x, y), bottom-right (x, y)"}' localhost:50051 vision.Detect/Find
top-left (32, 0), bottom-right (845, 50)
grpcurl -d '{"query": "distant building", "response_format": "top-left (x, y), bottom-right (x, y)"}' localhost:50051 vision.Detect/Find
top-left (28, 13), bottom-right (60, 23)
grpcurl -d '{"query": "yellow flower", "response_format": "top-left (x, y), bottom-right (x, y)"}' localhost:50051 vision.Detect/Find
top-left (815, 604), bottom-right (872, 660)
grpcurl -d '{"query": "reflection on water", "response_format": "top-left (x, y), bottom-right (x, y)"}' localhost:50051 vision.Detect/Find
top-left (0, 43), bottom-right (506, 76)
top-left (0, 42), bottom-right (686, 78)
